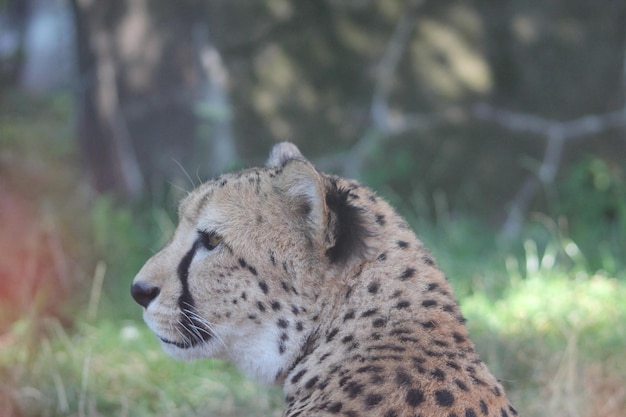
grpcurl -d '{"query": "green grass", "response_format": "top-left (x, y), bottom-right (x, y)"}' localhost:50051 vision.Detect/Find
top-left (3, 248), bottom-right (624, 417)
top-left (3, 318), bottom-right (283, 417)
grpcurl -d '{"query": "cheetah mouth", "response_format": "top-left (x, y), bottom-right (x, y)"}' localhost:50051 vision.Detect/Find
top-left (157, 319), bottom-right (215, 350)
top-left (160, 337), bottom-right (193, 349)
top-left (158, 327), bottom-right (214, 349)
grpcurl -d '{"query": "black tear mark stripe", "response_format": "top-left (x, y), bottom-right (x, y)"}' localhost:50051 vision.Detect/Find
top-left (177, 239), bottom-right (201, 310)
top-left (176, 237), bottom-right (213, 347)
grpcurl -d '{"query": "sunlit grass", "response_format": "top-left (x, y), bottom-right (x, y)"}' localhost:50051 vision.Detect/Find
top-left (2, 318), bottom-right (283, 417)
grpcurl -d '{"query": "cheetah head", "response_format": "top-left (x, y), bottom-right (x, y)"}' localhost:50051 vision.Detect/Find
top-left (131, 143), bottom-right (371, 383)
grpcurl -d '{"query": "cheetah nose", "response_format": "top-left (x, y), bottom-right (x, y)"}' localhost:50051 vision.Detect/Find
top-left (130, 281), bottom-right (160, 308)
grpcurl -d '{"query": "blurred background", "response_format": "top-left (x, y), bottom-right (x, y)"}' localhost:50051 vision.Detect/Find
top-left (0, 0), bottom-right (625, 416)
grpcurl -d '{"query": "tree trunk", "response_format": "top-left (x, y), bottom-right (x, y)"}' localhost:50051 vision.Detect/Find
top-left (69, 0), bottom-right (238, 199)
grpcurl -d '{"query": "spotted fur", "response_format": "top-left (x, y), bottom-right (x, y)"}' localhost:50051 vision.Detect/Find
top-left (131, 142), bottom-right (518, 417)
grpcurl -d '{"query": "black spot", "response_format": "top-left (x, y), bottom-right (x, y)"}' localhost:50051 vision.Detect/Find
top-left (277, 318), bottom-right (288, 328)
top-left (470, 375), bottom-right (487, 386)
top-left (453, 332), bottom-right (466, 343)
top-left (372, 318), bottom-right (386, 328)
top-left (327, 402), bottom-right (342, 413)
top-left (296, 321), bottom-right (304, 331)
top-left (421, 321), bottom-right (437, 329)
top-left (361, 308), bottom-right (378, 317)
top-left (326, 328), bottom-right (339, 342)
top-left (384, 409), bottom-right (398, 417)
top-left (240, 292), bottom-right (247, 300)
top-left (405, 388), bottom-right (425, 407)
top-left (391, 290), bottom-right (403, 298)
top-left (395, 300), bottom-right (410, 309)
top-left (257, 301), bottom-right (266, 312)
top-left (425, 349), bottom-right (444, 357)
top-left (375, 214), bottom-right (386, 225)
top-left (357, 365), bottom-right (383, 374)
top-left (500, 408), bottom-right (509, 417)
top-left (247, 314), bottom-right (257, 320)
top-left (367, 281), bottom-right (380, 294)
top-left (369, 333), bottom-right (383, 341)
top-left (395, 368), bottom-right (413, 386)
top-left (365, 394), bottom-right (383, 408)
top-left (248, 266), bottom-right (258, 276)
top-left (344, 381), bottom-right (365, 399)
top-left (399, 267), bottom-right (415, 281)
top-left (412, 356), bottom-right (426, 364)
top-left (271, 301), bottom-right (281, 311)
top-left (238, 258), bottom-right (247, 268)
top-left (390, 328), bottom-right (410, 336)
top-left (343, 310), bottom-right (356, 321)
top-left (509, 405), bottom-right (518, 416)
top-left (325, 185), bottom-right (371, 264)
top-left (422, 254), bottom-right (435, 265)
top-left (397, 240), bottom-right (409, 249)
top-left (319, 353), bottom-right (332, 363)
top-left (466, 409), bottom-right (477, 417)
top-left (435, 340), bottom-right (449, 348)
top-left (338, 376), bottom-right (351, 387)
top-left (281, 281), bottom-right (290, 292)
top-left (427, 282), bottom-right (439, 291)
top-left (258, 281), bottom-right (269, 294)
top-left (432, 368), bottom-right (445, 381)
top-left (422, 299), bottom-right (438, 308)
top-left (341, 335), bottom-right (354, 344)
top-left (345, 287), bottom-right (353, 299)
top-left (479, 400), bottom-right (489, 415)
top-left (304, 376), bottom-right (319, 390)
top-left (435, 390), bottom-right (455, 407)
top-left (291, 369), bottom-right (307, 384)
top-left (377, 253), bottom-right (387, 261)
top-left (494, 385), bottom-right (502, 397)
top-left (399, 336), bottom-right (419, 343)
top-left (446, 361), bottom-right (460, 370)
top-left (455, 379), bottom-right (469, 391)
top-left (269, 250), bottom-right (276, 266)
top-left (278, 342), bottom-right (286, 354)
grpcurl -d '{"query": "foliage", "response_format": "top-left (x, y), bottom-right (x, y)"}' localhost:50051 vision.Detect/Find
top-left (553, 156), bottom-right (626, 275)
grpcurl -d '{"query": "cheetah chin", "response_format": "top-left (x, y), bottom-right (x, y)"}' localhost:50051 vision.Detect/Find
top-left (131, 142), bottom-right (519, 417)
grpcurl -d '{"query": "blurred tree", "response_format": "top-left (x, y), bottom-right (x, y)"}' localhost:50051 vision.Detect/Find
top-left (69, 0), bottom-right (236, 199)
top-left (63, 0), bottom-right (626, 231)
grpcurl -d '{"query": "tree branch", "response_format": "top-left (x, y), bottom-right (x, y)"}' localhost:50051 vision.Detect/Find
top-left (473, 102), bottom-right (626, 238)
top-left (319, 12), bottom-right (626, 238)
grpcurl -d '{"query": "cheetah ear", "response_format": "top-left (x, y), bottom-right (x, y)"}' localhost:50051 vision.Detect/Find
top-left (266, 142), bottom-right (305, 168)
top-left (274, 159), bottom-right (328, 245)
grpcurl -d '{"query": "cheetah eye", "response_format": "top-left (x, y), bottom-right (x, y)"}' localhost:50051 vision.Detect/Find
top-left (198, 230), bottom-right (222, 251)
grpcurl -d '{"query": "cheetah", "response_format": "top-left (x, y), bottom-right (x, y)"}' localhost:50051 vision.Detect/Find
top-left (131, 142), bottom-right (518, 417)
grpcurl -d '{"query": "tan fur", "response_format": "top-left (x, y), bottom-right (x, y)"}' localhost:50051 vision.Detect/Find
top-left (132, 143), bottom-right (518, 417)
